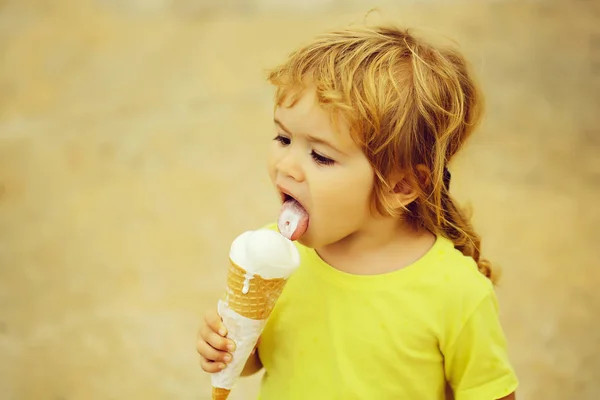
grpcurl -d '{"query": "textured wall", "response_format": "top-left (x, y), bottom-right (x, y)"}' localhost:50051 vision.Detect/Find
top-left (0, 0), bottom-right (599, 399)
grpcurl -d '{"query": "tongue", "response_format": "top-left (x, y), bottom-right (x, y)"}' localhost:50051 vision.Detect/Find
top-left (278, 199), bottom-right (309, 241)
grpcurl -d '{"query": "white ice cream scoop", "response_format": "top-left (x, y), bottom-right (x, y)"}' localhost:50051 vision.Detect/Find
top-left (230, 229), bottom-right (300, 279)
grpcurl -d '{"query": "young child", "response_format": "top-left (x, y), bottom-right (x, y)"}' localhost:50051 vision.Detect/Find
top-left (197, 24), bottom-right (518, 400)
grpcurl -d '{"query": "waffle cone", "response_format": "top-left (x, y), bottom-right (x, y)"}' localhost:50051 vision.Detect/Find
top-left (212, 386), bottom-right (231, 400)
top-left (224, 259), bottom-right (287, 320)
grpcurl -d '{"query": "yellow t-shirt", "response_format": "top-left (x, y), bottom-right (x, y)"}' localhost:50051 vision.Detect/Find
top-left (257, 224), bottom-right (518, 400)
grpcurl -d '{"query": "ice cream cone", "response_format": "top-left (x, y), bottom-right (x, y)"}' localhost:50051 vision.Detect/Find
top-left (224, 259), bottom-right (287, 320)
top-left (210, 229), bottom-right (300, 400)
top-left (212, 386), bottom-right (231, 400)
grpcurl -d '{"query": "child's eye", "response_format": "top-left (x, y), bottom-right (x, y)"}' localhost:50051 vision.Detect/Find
top-left (274, 134), bottom-right (291, 146)
top-left (311, 151), bottom-right (335, 166)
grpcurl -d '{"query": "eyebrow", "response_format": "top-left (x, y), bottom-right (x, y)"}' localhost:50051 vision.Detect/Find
top-left (274, 118), bottom-right (346, 155)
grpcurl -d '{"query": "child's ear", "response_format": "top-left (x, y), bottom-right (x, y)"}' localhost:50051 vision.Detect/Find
top-left (385, 165), bottom-right (430, 209)
top-left (385, 174), bottom-right (419, 210)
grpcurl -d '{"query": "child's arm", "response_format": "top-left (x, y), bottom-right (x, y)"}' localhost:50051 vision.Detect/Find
top-left (240, 344), bottom-right (263, 376)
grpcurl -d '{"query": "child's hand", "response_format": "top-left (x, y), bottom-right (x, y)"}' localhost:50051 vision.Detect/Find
top-left (197, 308), bottom-right (236, 373)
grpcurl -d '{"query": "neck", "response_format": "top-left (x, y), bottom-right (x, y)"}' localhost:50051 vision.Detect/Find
top-left (316, 215), bottom-right (435, 275)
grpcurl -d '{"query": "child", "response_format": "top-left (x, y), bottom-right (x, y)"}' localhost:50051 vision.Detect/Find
top-left (197, 24), bottom-right (519, 399)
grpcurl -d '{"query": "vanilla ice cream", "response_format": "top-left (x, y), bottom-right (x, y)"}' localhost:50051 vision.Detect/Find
top-left (230, 229), bottom-right (300, 280)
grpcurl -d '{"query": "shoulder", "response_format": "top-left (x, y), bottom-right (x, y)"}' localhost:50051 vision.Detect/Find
top-left (427, 236), bottom-right (496, 312)
top-left (422, 236), bottom-right (504, 345)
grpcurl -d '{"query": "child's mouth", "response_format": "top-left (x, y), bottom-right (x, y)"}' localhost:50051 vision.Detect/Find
top-left (278, 193), bottom-right (309, 241)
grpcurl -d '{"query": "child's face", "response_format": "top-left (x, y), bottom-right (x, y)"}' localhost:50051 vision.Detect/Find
top-left (268, 87), bottom-right (375, 248)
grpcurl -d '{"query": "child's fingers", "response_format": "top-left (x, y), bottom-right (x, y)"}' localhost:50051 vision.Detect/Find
top-left (204, 327), bottom-right (236, 352)
top-left (200, 356), bottom-right (227, 373)
top-left (197, 340), bottom-right (232, 364)
top-left (204, 309), bottom-right (227, 336)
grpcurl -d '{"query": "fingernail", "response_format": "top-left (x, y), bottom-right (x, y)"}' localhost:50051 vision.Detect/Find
top-left (219, 363), bottom-right (226, 369)
top-left (219, 328), bottom-right (227, 336)
top-left (224, 354), bottom-right (231, 363)
top-left (227, 342), bottom-right (235, 352)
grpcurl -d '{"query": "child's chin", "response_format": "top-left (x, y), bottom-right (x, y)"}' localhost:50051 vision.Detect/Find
top-left (296, 230), bottom-right (330, 250)
top-left (294, 231), bottom-right (314, 248)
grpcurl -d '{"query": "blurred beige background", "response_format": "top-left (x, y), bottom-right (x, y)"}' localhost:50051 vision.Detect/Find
top-left (0, 0), bottom-right (598, 399)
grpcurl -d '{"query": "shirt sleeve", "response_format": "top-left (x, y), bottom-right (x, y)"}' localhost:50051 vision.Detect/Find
top-left (443, 290), bottom-right (519, 400)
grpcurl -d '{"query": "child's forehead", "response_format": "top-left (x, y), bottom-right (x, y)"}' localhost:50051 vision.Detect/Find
top-left (275, 86), bottom-right (347, 127)
top-left (276, 88), bottom-right (321, 119)
top-left (274, 89), bottom-right (359, 153)
top-left (275, 87), bottom-right (347, 134)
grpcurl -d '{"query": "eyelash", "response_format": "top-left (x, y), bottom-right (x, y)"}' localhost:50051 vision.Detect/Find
top-left (273, 135), bottom-right (335, 166)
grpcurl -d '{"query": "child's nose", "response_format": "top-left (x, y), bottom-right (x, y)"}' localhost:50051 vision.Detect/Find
top-left (276, 151), bottom-right (305, 182)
